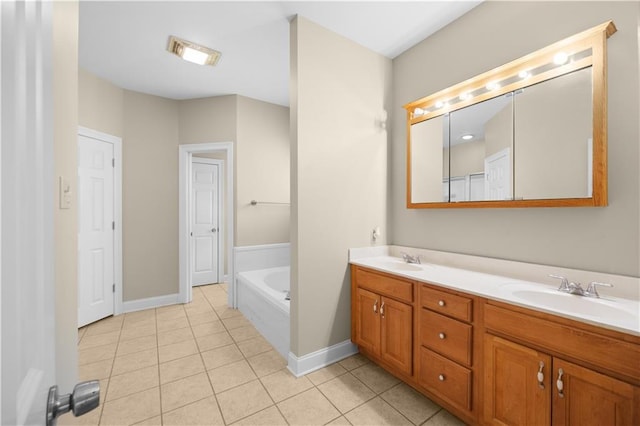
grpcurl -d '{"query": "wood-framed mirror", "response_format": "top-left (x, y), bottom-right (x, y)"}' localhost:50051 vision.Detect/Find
top-left (404, 21), bottom-right (616, 208)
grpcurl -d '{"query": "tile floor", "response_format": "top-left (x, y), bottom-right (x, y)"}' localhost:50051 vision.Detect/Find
top-left (62, 284), bottom-right (465, 426)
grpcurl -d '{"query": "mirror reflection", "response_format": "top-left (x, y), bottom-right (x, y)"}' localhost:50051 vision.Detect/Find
top-left (410, 115), bottom-right (449, 203)
top-left (447, 95), bottom-right (513, 202)
top-left (409, 67), bottom-right (594, 205)
top-left (514, 67), bottom-right (593, 200)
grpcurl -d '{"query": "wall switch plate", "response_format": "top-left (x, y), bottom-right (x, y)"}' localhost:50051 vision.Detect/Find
top-left (59, 176), bottom-right (71, 209)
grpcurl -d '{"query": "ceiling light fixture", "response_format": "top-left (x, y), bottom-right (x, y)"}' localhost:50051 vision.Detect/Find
top-left (486, 81), bottom-right (500, 91)
top-left (167, 36), bottom-right (221, 66)
top-left (461, 134), bottom-right (474, 140)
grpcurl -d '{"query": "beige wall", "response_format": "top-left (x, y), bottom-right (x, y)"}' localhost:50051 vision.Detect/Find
top-left (447, 139), bottom-right (486, 177)
top-left (78, 68), bottom-right (123, 137)
top-left (236, 96), bottom-right (290, 246)
top-left (392, 1), bottom-right (640, 277)
top-left (53, 0), bottom-right (79, 392)
top-left (290, 16), bottom-right (391, 356)
top-left (178, 95), bottom-right (238, 144)
top-left (122, 91), bottom-right (180, 300)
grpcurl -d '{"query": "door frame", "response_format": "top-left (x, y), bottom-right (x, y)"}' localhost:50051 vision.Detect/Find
top-left (179, 142), bottom-right (235, 306)
top-left (77, 126), bottom-right (123, 316)
top-left (190, 157), bottom-right (223, 286)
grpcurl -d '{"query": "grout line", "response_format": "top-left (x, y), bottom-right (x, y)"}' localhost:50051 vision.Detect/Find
top-left (191, 285), bottom-right (229, 425)
top-left (153, 304), bottom-right (163, 426)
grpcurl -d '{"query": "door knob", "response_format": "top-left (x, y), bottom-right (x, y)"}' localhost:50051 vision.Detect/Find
top-left (211, 228), bottom-right (217, 233)
top-left (47, 380), bottom-right (100, 426)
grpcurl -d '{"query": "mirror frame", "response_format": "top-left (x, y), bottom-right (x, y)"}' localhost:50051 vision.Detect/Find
top-left (404, 21), bottom-right (616, 209)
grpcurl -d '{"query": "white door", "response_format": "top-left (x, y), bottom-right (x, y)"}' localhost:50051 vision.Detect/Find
top-left (78, 135), bottom-right (115, 327)
top-left (485, 148), bottom-right (512, 201)
top-left (191, 161), bottom-right (220, 286)
top-left (1, 1), bottom-right (81, 423)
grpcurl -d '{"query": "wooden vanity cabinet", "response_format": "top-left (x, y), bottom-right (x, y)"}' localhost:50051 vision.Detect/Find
top-left (484, 302), bottom-right (640, 426)
top-left (351, 264), bottom-right (640, 426)
top-left (352, 268), bottom-right (413, 376)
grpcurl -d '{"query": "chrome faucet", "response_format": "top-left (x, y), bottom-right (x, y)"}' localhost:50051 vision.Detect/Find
top-left (401, 252), bottom-right (421, 264)
top-left (549, 275), bottom-right (612, 298)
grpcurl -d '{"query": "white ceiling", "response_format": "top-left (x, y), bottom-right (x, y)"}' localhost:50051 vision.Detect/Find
top-left (79, 1), bottom-right (481, 106)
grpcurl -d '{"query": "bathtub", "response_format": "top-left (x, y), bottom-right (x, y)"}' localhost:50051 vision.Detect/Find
top-left (236, 266), bottom-right (290, 358)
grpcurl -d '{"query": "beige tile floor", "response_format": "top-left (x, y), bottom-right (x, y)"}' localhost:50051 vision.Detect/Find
top-left (62, 284), bottom-right (466, 426)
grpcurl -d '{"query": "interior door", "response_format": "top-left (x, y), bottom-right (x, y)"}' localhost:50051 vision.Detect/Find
top-left (485, 148), bottom-right (511, 201)
top-left (2, 1), bottom-right (63, 423)
top-left (191, 161), bottom-right (220, 286)
top-left (78, 135), bottom-right (115, 327)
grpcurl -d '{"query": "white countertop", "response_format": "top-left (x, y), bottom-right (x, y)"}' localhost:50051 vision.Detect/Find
top-left (350, 255), bottom-right (640, 336)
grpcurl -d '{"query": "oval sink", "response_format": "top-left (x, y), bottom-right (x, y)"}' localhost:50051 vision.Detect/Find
top-left (377, 261), bottom-right (423, 272)
top-left (508, 288), bottom-right (636, 323)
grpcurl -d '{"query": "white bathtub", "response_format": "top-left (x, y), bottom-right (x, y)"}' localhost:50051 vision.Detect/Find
top-left (236, 266), bottom-right (290, 358)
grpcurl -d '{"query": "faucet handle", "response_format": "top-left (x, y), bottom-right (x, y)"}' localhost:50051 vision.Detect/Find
top-left (549, 274), bottom-right (570, 292)
top-left (584, 281), bottom-right (613, 298)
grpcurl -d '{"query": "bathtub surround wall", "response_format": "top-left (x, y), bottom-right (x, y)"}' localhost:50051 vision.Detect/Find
top-left (289, 16), bottom-right (391, 372)
top-left (392, 1), bottom-right (640, 277)
top-left (234, 243), bottom-right (290, 274)
top-left (78, 73), bottom-right (290, 304)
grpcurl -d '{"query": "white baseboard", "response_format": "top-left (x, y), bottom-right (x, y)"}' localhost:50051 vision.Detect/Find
top-left (287, 340), bottom-right (358, 377)
top-left (122, 293), bottom-right (181, 314)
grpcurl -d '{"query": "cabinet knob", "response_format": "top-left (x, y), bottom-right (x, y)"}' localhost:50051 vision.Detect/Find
top-left (438, 300), bottom-right (445, 307)
top-left (438, 332), bottom-right (446, 340)
top-left (438, 374), bottom-right (445, 381)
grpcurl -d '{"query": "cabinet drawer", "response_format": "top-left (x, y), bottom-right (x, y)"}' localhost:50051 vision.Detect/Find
top-left (355, 267), bottom-right (413, 303)
top-left (419, 347), bottom-right (472, 411)
top-left (420, 285), bottom-right (472, 322)
top-left (420, 309), bottom-right (472, 366)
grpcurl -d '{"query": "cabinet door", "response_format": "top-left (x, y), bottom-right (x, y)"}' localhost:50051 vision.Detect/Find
top-left (552, 358), bottom-right (637, 426)
top-left (484, 334), bottom-right (551, 426)
top-left (380, 297), bottom-right (413, 376)
top-left (355, 287), bottom-right (380, 356)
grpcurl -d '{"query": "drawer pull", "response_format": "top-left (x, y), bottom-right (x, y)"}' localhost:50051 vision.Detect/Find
top-left (380, 302), bottom-right (385, 318)
top-left (438, 332), bottom-right (446, 340)
top-left (438, 374), bottom-right (445, 381)
top-left (438, 300), bottom-right (446, 307)
top-left (373, 300), bottom-right (378, 314)
top-left (556, 368), bottom-right (564, 398)
top-left (537, 361), bottom-right (545, 389)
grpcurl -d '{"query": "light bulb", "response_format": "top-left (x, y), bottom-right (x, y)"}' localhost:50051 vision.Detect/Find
top-left (553, 52), bottom-right (569, 65)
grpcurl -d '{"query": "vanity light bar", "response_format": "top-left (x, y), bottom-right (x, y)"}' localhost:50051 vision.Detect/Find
top-left (406, 20), bottom-right (616, 122)
top-left (411, 49), bottom-right (589, 119)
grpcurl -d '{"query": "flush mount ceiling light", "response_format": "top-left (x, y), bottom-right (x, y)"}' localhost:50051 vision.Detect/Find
top-left (167, 36), bottom-right (221, 66)
top-left (461, 134), bottom-right (474, 140)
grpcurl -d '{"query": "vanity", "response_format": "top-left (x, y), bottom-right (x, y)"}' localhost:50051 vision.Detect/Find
top-left (350, 253), bottom-right (640, 426)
